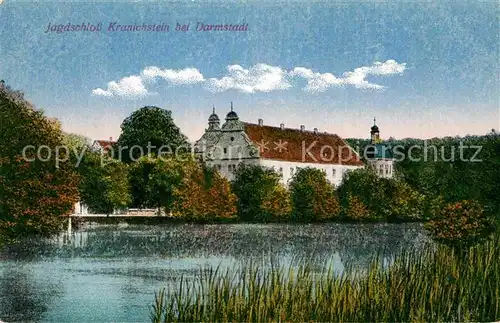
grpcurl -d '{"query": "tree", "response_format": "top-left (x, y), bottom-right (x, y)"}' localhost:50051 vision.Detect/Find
top-left (128, 155), bottom-right (186, 212)
top-left (115, 106), bottom-right (189, 162)
top-left (345, 193), bottom-right (370, 221)
top-left (77, 153), bottom-right (131, 214)
top-left (62, 133), bottom-right (91, 152)
top-left (232, 165), bottom-right (292, 222)
top-left (337, 168), bottom-right (425, 221)
top-left (171, 163), bottom-right (237, 221)
top-left (289, 167), bottom-right (340, 222)
top-left (0, 83), bottom-right (80, 241)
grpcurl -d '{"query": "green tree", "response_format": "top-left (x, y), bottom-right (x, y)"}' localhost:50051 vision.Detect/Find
top-left (232, 165), bottom-right (291, 222)
top-left (337, 168), bottom-right (385, 220)
top-left (128, 155), bottom-right (186, 212)
top-left (337, 168), bottom-right (424, 221)
top-left (0, 83), bottom-right (80, 241)
top-left (115, 106), bottom-right (189, 162)
top-left (62, 133), bottom-right (91, 152)
top-left (78, 153), bottom-right (131, 214)
top-left (289, 167), bottom-right (340, 222)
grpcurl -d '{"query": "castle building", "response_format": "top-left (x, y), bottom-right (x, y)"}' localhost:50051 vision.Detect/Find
top-left (365, 118), bottom-right (395, 178)
top-left (194, 103), bottom-right (364, 185)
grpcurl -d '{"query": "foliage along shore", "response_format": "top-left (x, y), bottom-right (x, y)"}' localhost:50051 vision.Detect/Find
top-left (1, 82), bottom-right (499, 245)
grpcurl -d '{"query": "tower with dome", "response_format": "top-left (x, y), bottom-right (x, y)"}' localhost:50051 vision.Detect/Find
top-left (366, 118), bottom-right (395, 178)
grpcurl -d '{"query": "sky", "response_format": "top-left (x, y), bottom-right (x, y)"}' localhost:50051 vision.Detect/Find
top-left (1, 1), bottom-right (499, 142)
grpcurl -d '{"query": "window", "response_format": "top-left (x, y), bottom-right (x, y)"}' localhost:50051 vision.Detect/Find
top-left (223, 148), bottom-right (227, 154)
top-left (332, 169), bottom-right (336, 177)
top-left (290, 167), bottom-right (294, 176)
top-left (279, 167), bottom-right (283, 174)
top-left (230, 136), bottom-right (235, 141)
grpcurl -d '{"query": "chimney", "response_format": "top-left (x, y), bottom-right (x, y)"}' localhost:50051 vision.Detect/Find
top-left (258, 118), bottom-right (263, 126)
top-left (280, 123), bottom-right (285, 130)
top-left (300, 125), bottom-right (305, 131)
top-left (313, 128), bottom-right (318, 134)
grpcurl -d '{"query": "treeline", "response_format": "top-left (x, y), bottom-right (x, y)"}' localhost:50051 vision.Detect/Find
top-left (345, 134), bottom-right (500, 213)
top-left (1, 83), bottom-right (499, 246)
top-left (75, 154), bottom-right (428, 223)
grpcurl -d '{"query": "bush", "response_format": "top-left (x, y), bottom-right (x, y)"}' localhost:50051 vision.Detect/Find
top-left (425, 199), bottom-right (495, 249)
top-left (289, 167), bottom-right (340, 222)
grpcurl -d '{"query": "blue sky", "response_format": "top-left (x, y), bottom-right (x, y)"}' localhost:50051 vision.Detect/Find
top-left (1, 1), bottom-right (498, 141)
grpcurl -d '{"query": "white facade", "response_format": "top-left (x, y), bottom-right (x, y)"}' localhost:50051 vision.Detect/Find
top-left (368, 159), bottom-right (394, 178)
top-left (259, 159), bottom-right (360, 186)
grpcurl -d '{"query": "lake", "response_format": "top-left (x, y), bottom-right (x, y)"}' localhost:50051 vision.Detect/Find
top-left (0, 223), bottom-right (427, 322)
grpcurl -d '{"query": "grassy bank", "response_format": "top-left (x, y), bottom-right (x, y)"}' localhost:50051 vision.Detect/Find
top-left (151, 234), bottom-right (499, 322)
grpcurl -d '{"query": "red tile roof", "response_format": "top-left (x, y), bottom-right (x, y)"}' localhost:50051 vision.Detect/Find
top-left (244, 123), bottom-right (364, 166)
top-left (94, 140), bottom-right (116, 150)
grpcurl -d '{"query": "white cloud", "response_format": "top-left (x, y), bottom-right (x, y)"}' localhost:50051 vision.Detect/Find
top-left (92, 67), bottom-right (204, 98)
top-left (289, 67), bottom-right (344, 93)
top-left (92, 75), bottom-right (149, 98)
top-left (342, 60), bottom-right (406, 90)
top-left (141, 66), bottom-right (204, 85)
top-left (92, 60), bottom-right (406, 98)
top-left (291, 60), bottom-right (406, 92)
top-left (205, 64), bottom-right (291, 93)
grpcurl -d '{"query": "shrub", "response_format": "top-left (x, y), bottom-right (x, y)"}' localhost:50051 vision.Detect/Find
top-left (289, 167), bottom-right (340, 222)
top-left (425, 199), bottom-right (495, 249)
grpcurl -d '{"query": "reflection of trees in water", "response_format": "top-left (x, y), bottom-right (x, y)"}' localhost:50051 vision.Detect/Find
top-left (0, 223), bottom-right (428, 271)
top-left (0, 267), bottom-right (63, 321)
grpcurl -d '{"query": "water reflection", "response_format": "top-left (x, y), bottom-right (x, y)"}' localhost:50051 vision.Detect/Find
top-left (0, 223), bottom-right (428, 322)
top-left (0, 266), bottom-right (63, 321)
